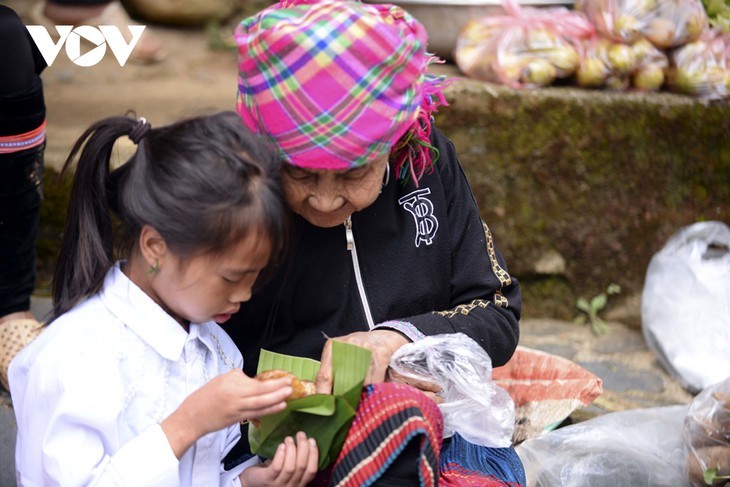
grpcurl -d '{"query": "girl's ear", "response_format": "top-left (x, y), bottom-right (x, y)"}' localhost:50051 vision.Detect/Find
top-left (138, 225), bottom-right (169, 269)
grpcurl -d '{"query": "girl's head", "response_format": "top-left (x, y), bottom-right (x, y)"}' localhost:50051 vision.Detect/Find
top-left (235, 0), bottom-right (449, 227)
top-left (52, 111), bottom-right (288, 324)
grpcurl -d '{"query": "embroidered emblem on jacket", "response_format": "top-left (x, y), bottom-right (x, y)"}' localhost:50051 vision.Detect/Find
top-left (398, 188), bottom-right (439, 247)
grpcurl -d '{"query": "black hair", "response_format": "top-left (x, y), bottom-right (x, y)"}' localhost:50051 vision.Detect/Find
top-left (50, 111), bottom-right (288, 322)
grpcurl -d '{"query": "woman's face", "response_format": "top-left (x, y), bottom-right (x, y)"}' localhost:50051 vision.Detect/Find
top-left (281, 155), bottom-right (389, 228)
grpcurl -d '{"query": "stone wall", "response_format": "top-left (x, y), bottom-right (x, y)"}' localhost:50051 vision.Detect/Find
top-left (434, 69), bottom-right (730, 320)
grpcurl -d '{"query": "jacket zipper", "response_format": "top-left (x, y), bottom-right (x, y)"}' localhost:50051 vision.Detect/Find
top-left (344, 216), bottom-right (375, 329)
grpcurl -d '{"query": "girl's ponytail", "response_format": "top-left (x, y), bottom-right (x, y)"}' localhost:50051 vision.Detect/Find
top-left (50, 111), bottom-right (287, 324)
top-left (50, 117), bottom-right (138, 322)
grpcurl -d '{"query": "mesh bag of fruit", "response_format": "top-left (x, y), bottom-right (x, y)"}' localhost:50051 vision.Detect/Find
top-left (576, 0), bottom-right (710, 48)
top-left (454, 0), bottom-right (595, 88)
top-left (667, 29), bottom-right (730, 99)
top-left (575, 35), bottom-right (669, 90)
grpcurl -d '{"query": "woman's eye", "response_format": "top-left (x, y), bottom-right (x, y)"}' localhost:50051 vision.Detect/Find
top-left (286, 168), bottom-right (314, 181)
top-left (222, 276), bottom-right (239, 284)
top-left (343, 169), bottom-right (368, 180)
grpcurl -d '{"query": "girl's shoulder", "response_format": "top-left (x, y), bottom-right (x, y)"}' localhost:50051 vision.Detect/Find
top-left (16, 295), bottom-right (125, 371)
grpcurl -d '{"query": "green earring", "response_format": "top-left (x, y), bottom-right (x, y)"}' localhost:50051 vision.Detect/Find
top-left (147, 259), bottom-right (159, 274)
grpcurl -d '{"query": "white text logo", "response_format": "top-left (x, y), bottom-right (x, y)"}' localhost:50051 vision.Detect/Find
top-left (26, 25), bottom-right (145, 67)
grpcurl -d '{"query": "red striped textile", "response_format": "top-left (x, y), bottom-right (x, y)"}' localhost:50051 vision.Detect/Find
top-left (312, 382), bottom-right (443, 487)
top-left (0, 121), bottom-right (46, 154)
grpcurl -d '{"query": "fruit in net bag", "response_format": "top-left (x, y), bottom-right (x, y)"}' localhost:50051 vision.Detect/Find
top-left (577, 0), bottom-right (709, 48)
top-left (667, 31), bottom-right (730, 99)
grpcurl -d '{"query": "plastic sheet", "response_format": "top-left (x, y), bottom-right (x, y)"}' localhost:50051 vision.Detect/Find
top-left (641, 221), bottom-right (730, 393)
top-left (389, 332), bottom-right (515, 448)
top-left (516, 405), bottom-right (689, 486)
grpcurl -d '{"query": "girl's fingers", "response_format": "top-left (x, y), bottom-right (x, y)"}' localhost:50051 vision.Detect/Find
top-left (294, 432), bottom-right (310, 470)
top-left (240, 386), bottom-right (292, 411)
top-left (274, 436), bottom-right (297, 484)
top-left (303, 437), bottom-right (319, 483)
top-left (270, 442), bottom-right (286, 472)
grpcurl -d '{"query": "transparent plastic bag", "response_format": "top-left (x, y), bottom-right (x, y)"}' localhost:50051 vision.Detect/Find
top-left (667, 31), bottom-right (730, 100)
top-left (576, 0), bottom-right (708, 48)
top-left (389, 332), bottom-right (515, 448)
top-left (454, 0), bottom-right (594, 88)
top-left (516, 405), bottom-right (689, 486)
top-left (683, 377), bottom-right (730, 486)
top-left (574, 32), bottom-right (670, 91)
top-left (641, 221), bottom-right (730, 393)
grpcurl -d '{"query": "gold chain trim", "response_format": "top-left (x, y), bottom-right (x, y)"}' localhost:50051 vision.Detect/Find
top-left (433, 222), bottom-right (513, 318)
top-left (483, 222), bottom-right (511, 287)
top-left (434, 299), bottom-right (489, 318)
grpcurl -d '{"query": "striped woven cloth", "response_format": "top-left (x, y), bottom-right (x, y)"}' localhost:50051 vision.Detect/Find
top-left (235, 0), bottom-right (428, 171)
top-left (0, 121), bottom-right (46, 155)
top-left (311, 383), bottom-right (525, 486)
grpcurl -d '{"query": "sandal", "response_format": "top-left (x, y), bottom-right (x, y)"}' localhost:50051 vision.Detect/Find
top-left (0, 318), bottom-right (43, 391)
top-left (29, 1), bottom-right (167, 64)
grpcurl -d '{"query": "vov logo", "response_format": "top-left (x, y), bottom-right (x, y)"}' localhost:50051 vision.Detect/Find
top-left (26, 25), bottom-right (146, 67)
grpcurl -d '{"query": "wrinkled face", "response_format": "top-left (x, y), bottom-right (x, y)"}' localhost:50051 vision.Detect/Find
top-left (151, 232), bottom-right (271, 325)
top-left (281, 155), bottom-right (389, 228)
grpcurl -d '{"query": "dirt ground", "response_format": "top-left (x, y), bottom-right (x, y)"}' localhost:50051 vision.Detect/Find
top-left (9, 0), bottom-right (243, 170)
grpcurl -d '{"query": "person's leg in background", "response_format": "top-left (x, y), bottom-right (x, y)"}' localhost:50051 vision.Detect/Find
top-left (31, 0), bottom-right (166, 63)
top-left (0, 5), bottom-right (48, 391)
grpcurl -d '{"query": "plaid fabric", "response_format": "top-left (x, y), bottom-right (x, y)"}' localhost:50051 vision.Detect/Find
top-left (235, 0), bottom-right (429, 170)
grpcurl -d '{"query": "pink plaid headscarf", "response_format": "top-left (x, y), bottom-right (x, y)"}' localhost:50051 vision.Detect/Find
top-left (236, 0), bottom-right (448, 181)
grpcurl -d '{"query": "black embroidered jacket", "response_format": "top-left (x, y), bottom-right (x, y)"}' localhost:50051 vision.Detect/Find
top-left (224, 126), bottom-right (521, 377)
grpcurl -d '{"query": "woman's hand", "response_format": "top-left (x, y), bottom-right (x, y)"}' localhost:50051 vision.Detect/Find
top-left (240, 432), bottom-right (319, 486)
top-left (386, 369), bottom-right (443, 404)
top-left (315, 330), bottom-right (409, 394)
top-left (161, 369), bottom-right (293, 458)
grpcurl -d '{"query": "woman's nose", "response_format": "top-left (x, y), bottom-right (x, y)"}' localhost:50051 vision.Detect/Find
top-left (307, 189), bottom-right (345, 213)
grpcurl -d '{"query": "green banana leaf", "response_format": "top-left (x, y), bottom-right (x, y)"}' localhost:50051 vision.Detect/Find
top-left (248, 341), bottom-right (372, 469)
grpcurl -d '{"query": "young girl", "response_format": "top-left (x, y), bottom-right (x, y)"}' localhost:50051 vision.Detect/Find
top-left (9, 111), bottom-right (318, 486)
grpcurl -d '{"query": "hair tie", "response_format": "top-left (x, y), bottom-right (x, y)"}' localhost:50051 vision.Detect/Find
top-left (129, 117), bottom-right (151, 144)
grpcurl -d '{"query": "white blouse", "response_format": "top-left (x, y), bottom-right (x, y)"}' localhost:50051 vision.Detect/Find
top-left (10, 263), bottom-right (253, 487)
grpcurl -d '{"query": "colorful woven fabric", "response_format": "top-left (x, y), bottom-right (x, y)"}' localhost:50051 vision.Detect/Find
top-left (440, 433), bottom-right (525, 486)
top-left (0, 121), bottom-right (45, 155)
top-left (311, 382), bottom-right (444, 486)
top-left (235, 0), bottom-right (443, 176)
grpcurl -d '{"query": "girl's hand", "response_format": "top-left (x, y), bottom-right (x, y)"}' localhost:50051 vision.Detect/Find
top-left (240, 432), bottom-right (319, 486)
top-left (315, 330), bottom-right (409, 394)
top-left (162, 369), bottom-right (293, 458)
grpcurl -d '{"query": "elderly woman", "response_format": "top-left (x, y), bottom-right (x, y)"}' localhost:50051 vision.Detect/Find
top-left (224, 0), bottom-right (524, 485)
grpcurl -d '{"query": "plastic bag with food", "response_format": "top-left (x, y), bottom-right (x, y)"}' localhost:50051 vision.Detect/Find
top-left (683, 377), bottom-right (730, 486)
top-left (455, 0), bottom-right (594, 88)
top-left (389, 332), bottom-right (515, 448)
top-left (667, 30), bottom-right (730, 100)
top-left (576, 0), bottom-right (709, 48)
top-left (630, 37), bottom-right (669, 90)
top-left (516, 405), bottom-right (689, 486)
top-left (575, 35), bottom-right (669, 90)
top-left (641, 221), bottom-right (730, 393)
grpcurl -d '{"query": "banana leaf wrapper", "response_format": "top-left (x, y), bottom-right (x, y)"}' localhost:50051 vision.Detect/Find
top-left (248, 341), bottom-right (372, 469)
